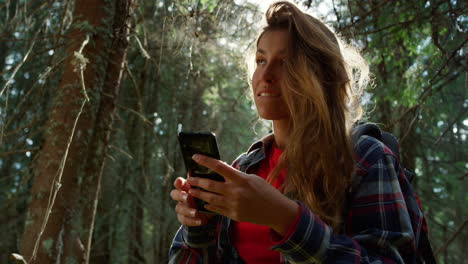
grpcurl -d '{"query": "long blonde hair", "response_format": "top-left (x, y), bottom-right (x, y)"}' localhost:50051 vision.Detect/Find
top-left (249, 1), bottom-right (369, 230)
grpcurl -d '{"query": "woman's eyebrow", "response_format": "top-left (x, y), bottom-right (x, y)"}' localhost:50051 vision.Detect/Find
top-left (256, 49), bottom-right (287, 55)
top-left (256, 49), bottom-right (266, 54)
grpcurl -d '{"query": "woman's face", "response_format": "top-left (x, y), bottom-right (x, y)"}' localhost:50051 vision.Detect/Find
top-left (252, 29), bottom-right (290, 121)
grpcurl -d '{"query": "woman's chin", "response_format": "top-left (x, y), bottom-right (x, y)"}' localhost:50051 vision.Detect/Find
top-left (258, 112), bottom-right (290, 121)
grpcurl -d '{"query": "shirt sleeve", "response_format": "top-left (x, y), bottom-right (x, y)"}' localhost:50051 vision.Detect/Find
top-left (269, 136), bottom-right (423, 263)
top-left (168, 215), bottom-right (221, 264)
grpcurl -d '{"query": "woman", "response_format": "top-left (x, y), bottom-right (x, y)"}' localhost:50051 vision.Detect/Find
top-left (169, 1), bottom-right (425, 263)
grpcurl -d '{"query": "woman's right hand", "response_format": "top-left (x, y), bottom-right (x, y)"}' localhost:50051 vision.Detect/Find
top-left (170, 175), bottom-right (213, 226)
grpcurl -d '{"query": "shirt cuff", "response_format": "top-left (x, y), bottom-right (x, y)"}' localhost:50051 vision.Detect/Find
top-left (183, 215), bottom-right (220, 248)
top-left (270, 201), bottom-right (302, 244)
top-left (269, 201), bottom-right (332, 262)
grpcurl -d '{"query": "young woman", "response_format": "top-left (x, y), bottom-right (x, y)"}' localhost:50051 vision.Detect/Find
top-left (169, 1), bottom-right (425, 263)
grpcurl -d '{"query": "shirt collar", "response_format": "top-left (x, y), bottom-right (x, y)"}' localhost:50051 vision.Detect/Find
top-left (246, 133), bottom-right (275, 154)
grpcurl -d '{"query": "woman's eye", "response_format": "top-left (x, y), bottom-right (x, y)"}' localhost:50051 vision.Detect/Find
top-left (256, 58), bottom-right (266, 65)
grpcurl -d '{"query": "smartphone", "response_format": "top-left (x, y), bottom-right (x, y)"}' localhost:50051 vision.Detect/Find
top-left (177, 132), bottom-right (224, 213)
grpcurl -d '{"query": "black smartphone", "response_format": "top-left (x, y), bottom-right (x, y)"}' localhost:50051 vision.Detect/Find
top-left (177, 132), bottom-right (224, 213)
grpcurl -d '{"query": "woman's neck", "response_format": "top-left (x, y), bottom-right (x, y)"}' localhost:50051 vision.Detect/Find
top-left (272, 119), bottom-right (290, 149)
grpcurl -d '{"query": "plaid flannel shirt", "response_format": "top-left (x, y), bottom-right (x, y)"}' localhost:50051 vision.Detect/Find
top-left (168, 135), bottom-right (424, 264)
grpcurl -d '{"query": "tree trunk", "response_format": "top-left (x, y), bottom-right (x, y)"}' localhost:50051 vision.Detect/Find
top-left (79, 0), bottom-right (133, 262)
top-left (20, 0), bottom-right (132, 263)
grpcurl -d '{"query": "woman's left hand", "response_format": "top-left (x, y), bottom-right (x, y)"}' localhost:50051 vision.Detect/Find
top-left (187, 154), bottom-right (299, 235)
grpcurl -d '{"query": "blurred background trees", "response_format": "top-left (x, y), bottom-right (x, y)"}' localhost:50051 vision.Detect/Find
top-left (315, 0), bottom-right (467, 262)
top-left (0, 0), bottom-right (465, 263)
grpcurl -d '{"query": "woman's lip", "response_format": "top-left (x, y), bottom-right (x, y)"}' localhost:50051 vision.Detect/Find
top-left (257, 90), bottom-right (281, 97)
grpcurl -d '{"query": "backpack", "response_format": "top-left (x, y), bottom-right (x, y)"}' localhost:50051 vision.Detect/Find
top-left (352, 123), bottom-right (436, 264)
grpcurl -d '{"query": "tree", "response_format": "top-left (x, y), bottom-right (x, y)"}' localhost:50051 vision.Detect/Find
top-left (18, 0), bottom-right (133, 263)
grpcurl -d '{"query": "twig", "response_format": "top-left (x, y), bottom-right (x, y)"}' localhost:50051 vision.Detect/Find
top-left (435, 219), bottom-right (468, 256)
top-left (0, 85), bottom-right (9, 146)
top-left (394, 70), bottom-right (461, 126)
top-left (459, 172), bottom-right (467, 181)
top-left (117, 102), bottom-right (176, 176)
top-left (29, 99), bottom-right (87, 263)
top-left (124, 62), bottom-right (143, 113)
top-left (133, 34), bottom-right (150, 59)
top-left (110, 144), bottom-right (134, 160)
top-left (433, 108), bottom-right (467, 146)
top-left (331, 0), bottom-right (341, 25)
top-left (399, 106), bottom-right (420, 144)
top-left (0, 34), bottom-right (67, 42)
top-left (157, 8), bottom-right (167, 75)
top-left (0, 24), bottom-right (41, 98)
top-left (117, 103), bottom-right (153, 126)
top-left (4, 55), bottom-right (68, 131)
top-left (10, 253), bottom-right (27, 264)
top-left (0, 147), bottom-right (40, 157)
top-left (74, 34), bottom-right (90, 101)
top-left (29, 34), bottom-right (91, 263)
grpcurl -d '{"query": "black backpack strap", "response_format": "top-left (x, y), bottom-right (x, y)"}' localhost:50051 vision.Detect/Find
top-left (351, 123), bottom-right (382, 144)
top-left (380, 131), bottom-right (415, 182)
top-left (381, 131), bottom-right (400, 158)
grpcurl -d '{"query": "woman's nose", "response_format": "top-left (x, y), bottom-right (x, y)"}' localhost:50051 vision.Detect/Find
top-left (261, 63), bottom-right (276, 83)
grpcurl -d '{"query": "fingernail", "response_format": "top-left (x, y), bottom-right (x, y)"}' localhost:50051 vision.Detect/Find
top-left (195, 219), bottom-right (201, 225)
top-left (192, 154), bottom-right (200, 161)
top-left (190, 209), bottom-right (196, 217)
top-left (182, 193), bottom-right (188, 202)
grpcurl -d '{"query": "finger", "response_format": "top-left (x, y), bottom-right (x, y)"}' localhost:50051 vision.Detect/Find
top-left (170, 189), bottom-right (188, 203)
top-left (187, 177), bottom-right (226, 195)
top-left (175, 202), bottom-right (197, 218)
top-left (177, 214), bottom-right (203, 226)
top-left (175, 202), bottom-right (204, 226)
top-left (188, 188), bottom-right (226, 207)
top-left (192, 154), bottom-right (241, 182)
top-left (174, 177), bottom-right (191, 191)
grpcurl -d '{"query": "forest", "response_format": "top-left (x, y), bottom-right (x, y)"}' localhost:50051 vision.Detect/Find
top-left (0, 0), bottom-right (466, 263)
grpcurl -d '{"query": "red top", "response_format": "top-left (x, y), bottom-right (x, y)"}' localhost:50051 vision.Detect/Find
top-left (232, 145), bottom-right (286, 263)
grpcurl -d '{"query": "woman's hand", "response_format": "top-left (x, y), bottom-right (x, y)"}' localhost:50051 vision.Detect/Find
top-left (170, 174), bottom-right (214, 226)
top-left (187, 154), bottom-right (299, 235)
